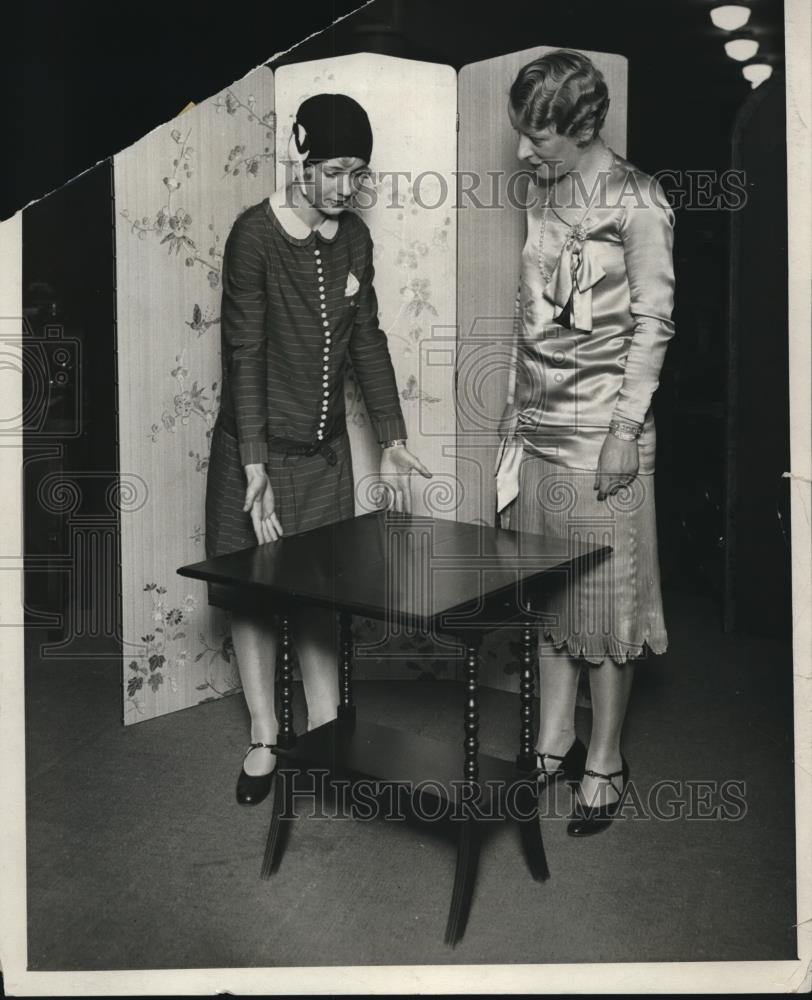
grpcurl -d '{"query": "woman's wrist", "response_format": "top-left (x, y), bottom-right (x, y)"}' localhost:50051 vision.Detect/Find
top-left (381, 438), bottom-right (407, 451)
top-left (608, 418), bottom-right (642, 442)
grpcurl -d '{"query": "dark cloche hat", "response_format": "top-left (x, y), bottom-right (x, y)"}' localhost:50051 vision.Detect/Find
top-left (292, 93), bottom-right (373, 164)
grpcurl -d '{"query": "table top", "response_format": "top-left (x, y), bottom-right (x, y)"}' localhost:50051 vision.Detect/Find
top-left (177, 511), bottom-right (611, 632)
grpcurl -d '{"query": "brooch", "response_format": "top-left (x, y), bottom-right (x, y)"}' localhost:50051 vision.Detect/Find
top-left (564, 222), bottom-right (589, 251)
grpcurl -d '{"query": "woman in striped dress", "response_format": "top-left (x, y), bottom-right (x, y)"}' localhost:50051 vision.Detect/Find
top-left (205, 94), bottom-right (430, 804)
top-left (496, 50), bottom-right (676, 835)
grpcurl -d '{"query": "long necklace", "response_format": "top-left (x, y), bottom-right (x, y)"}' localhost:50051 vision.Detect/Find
top-left (536, 190), bottom-right (554, 284)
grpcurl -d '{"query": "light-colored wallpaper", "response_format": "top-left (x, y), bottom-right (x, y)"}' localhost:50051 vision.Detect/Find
top-left (114, 68), bottom-right (276, 724)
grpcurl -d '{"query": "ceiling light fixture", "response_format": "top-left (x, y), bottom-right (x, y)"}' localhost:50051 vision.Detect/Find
top-left (742, 62), bottom-right (774, 87)
top-left (725, 37), bottom-right (760, 61)
top-left (710, 5), bottom-right (752, 31)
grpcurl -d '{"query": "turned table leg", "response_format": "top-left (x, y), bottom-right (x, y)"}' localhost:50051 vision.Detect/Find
top-left (262, 611), bottom-right (296, 878)
top-left (444, 637), bottom-right (482, 947)
top-left (514, 620), bottom-right (549, 883)
top-left (276, 612), bottom-right (296, 750)
top-left (517, 621), bottom-right (537, 772)
top-left (337, 611), bottom-right (356, 723)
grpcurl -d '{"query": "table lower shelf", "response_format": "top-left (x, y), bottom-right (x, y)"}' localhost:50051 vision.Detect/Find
top-left (264, 718), bottom-right (549, 946)
top-left (273, 718), bottom-right (528, 811)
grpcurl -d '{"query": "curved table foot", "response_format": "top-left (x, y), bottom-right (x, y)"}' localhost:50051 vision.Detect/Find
top-left (260, 768), bottom-right (294, 879)
top-left (444, 818), bottom-right (481, 947)
top-left (515, 778), bottom-right (550, 882)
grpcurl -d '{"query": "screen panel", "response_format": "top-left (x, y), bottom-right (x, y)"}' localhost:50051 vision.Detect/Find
top-left (275, 54), bottom-right (458, 519)
top-left (457, 46), bottom-right (628, 527)
top-left (114, 67), bottom-right (276, 723)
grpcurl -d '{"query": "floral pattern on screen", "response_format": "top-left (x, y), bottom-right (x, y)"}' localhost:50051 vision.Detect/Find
top-left (115, 57), bottom-right (541, 716)
top-left (115, 68), bottom-right (276, 723)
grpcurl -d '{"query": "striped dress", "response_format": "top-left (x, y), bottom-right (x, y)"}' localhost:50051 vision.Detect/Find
top-left (204, 195), bottom-right (407, 606)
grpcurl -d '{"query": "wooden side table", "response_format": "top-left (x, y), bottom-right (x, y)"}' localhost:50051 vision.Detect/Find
top-left (179, 510), bottom-right (610, 945)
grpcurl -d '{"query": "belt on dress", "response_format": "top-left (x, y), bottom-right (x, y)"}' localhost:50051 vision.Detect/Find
top-left (268, 426), bottom-right (344, 466)
top-left (217, 410), bottom-right (345, 466)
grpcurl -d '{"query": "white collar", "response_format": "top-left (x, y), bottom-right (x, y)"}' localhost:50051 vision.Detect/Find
top-left (268, 187), bottom-right (339, 240)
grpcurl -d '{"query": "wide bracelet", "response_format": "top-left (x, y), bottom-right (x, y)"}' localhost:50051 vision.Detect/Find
top-left (381, 438), bottom-right (407, 450)
top-left (609, 419), bottom-right (642, 442)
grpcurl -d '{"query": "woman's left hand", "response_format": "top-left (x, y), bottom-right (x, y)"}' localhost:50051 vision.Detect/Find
top-left (378, 445), bottom-right (432, 514)
top-left (594, 434), bottom-right (639, 501)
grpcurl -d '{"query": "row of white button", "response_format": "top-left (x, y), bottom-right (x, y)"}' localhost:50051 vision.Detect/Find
top-left (315, 246), bottom-right (329, 441)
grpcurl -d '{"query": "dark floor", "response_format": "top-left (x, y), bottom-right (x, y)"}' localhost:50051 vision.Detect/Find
top-left (24, 589), bottom-right (797, 969)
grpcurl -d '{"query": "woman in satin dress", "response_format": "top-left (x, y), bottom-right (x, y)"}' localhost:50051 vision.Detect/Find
top-left (495, 49), bottom-right (676, 835)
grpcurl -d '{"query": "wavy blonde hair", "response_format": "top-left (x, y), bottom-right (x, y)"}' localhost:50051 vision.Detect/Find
top-left (509, 49), bottom-right (610, 146)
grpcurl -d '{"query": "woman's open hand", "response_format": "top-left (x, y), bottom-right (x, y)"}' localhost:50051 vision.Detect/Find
top-left (378, 445), bottom-right (432, 514)
top-left (243, 463), bottom-right (284, 543)
top-left (594, 434), bottom-right (639, 502)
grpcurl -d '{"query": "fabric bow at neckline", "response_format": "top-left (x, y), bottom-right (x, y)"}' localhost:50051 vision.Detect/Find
top-left (545, 223), bottom-right (606, 333)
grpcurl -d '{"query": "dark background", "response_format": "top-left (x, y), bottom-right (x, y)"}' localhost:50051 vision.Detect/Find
top-left (11, 0), bottom-right (791, 637)
top-left (0, 0), bottom-right (785, 221)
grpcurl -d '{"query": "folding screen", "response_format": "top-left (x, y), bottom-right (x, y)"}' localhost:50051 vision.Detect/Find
top-left (115, 47), bottom-right (626, 722)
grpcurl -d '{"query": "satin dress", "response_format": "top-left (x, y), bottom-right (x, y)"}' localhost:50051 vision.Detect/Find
top-left (495, 148), bottom-right (676, 663)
